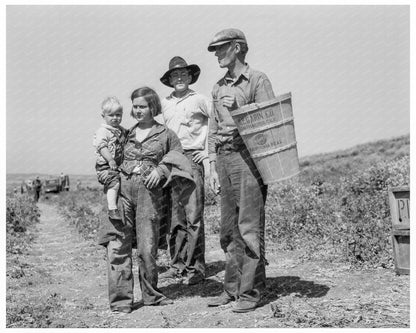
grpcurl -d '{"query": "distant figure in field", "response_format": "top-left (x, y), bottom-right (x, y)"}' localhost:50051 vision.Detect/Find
top-left (93, 96), bottom-right (127, 220)
top-left (33, 176), bottom-right (42, 202)
top-left (60, 172), bottom-right (65, 186)
top-left (76, 179), bottom-right (82, 191)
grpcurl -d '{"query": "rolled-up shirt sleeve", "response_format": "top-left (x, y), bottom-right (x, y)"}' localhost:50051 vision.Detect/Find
top-left (158, 129), bottom-right (184, 178)
top-left (255, 73), bottom-right (276, 103)
top-left (208, 97), bottom-right (219, 162)
top-left (93, 127), bottom-right (110, 153)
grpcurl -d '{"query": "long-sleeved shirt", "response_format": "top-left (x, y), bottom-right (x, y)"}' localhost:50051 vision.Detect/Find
top-left (93, 124), bottom-right (127, 166)
top-left (161, 90), bottom-right (210, 151)
top-left (120, 122), bottom-right (183, 177)
top-left (208, 64), bottom-right (275, 162)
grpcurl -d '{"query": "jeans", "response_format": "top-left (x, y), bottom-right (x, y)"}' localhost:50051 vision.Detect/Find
top-left (169, 151), bottom-right (206, 277)
top-left (217, 148), bottom-right (267, 303)
top-left (106, 174), bottom-right (169, 309)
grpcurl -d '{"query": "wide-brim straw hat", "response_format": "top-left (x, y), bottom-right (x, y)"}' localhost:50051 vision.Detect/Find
top-left (160, 56), bottom-right (201, 88)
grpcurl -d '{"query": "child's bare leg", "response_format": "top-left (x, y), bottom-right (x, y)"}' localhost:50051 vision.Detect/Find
top-left (107, 182), bottom-right (120, 210)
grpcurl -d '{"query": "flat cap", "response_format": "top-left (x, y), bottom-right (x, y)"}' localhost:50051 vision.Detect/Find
top-left (207, 28), bottom-right (247, 52)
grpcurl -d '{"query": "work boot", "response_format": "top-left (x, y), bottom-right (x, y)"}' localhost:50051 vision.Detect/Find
top-left (147, 298), bottom-right (174, 306)
top-left (232, 300), bottom-right (258, 313)
top-left (108, 209), bottom-right (122, 220)
top-left (159, 267), bottom-right (182, 280)
top-left (111, 306), bottom-right (132, 314)
top-left (183, 272), bottom-right (205, 285)
top-left (207, 292), bottom-right (235, 307)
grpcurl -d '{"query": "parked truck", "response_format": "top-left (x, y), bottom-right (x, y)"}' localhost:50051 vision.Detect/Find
top-left (44, 177), bottom-right (61, 193)
top-left (44, 174), bottom-right (70, 193)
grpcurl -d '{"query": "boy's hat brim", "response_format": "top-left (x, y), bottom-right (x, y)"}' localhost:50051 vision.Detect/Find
top-left (207, 28), bottom-right (247, 52)
top-left (160, 56), bottom-right (201, 87)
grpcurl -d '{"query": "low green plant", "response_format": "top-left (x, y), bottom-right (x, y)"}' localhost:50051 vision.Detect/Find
top-left (265, 180), bottom-right (342, 256)
top-left (6, 292), bottom-right (65, 328)
top-left (265, 155), bottom-right (409, 267)
top-left (6, 194), bottom-right (40, 254)
top-left (339, 155), bottom-right (409, 267)
top-left (52, 188), bottom-right (103, 240)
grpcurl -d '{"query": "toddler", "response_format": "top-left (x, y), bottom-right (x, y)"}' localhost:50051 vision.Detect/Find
top-left (93, 96), bottom-right (127, 220)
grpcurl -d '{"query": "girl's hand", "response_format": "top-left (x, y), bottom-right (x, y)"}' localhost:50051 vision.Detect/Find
top-left (144, 169), bottom-right (161, 189)
top-left (109, 160), bottom-right (118, 170)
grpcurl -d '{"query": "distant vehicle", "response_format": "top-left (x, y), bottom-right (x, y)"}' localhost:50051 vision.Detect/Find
top-left (44, 178), bottom-right (61, 193)
top-left (43, 174), bottom-right (70, 193)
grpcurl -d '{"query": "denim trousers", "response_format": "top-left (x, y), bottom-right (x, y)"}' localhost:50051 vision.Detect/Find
top-left (106, 174), bottom-right (169, 309)
top-left (169, 151), bottom-right (206, 277)
top-left (217, 148), bottom-right (268, 303)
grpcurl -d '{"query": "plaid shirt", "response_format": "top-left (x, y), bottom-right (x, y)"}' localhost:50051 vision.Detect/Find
top-left (120, 122), bottom-right (183, 177)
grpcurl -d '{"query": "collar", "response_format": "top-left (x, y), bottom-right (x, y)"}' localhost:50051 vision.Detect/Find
top-left (101, 124), bottom-right (121, 132)
top-left (166, 89), bottom-right (196, 101)
top-left (223, 64), bottom-right (251, 85)
top-left (129, 121), bottom-right (166, 139)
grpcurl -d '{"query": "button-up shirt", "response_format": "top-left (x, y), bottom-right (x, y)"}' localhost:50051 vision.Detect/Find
top-left (161, 90), bottom-right (210, 151)
top-left (93, 124), bottom-right (127, 166)
top-left (120, 122), bottom-right (183, 176)
top-left (208, 64), bottom-right (275, 161)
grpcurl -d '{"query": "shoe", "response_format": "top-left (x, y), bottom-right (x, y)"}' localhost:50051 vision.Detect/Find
top-left (207, 292), bottom-right (235, 307)
top-left (108, 209), bottom-right (122, 220)
top-left (183, 273), bottom-right (205, 285)
top-left (232, 300), bottom-right (258, 313)
top-left (159, 267), bottom-right (182, 280)
top-left (112, 306), bottom-right (132, 314)
top-left (148, 298), bottom-right (174, 306)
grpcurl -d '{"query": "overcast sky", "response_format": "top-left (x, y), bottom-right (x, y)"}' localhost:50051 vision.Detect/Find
top-left (5, 4), bottom-right (411, 175)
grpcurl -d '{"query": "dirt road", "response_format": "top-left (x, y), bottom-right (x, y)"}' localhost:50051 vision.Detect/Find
top-left (8, 202), bottom-right (410, 328)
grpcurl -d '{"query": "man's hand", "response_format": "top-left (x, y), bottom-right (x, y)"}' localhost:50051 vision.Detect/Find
top-left (209, 163), bottom-right (221, 195)
top-left (192, 150), bottom-right (208, 164)
top-left (144, 169), bottom-right (161, 189)
top-left (220, 94), bottom-right (238, 110)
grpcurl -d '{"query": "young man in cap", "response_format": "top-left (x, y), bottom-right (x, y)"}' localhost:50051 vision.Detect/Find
top-left (159, 56), bottom-right (210, 285)
top-left (206, 28), bottom-right (276, 312)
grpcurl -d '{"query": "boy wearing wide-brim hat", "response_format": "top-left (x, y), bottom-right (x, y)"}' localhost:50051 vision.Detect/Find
top-left (159, 56), bottom-right (210, 286)
top-left (206, 28), bottom-right (276, 313)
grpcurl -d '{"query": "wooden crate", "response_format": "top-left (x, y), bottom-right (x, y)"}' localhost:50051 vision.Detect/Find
top-left (389, 186), bottom-right (410, 230)
top-left (388, 186), bottom-right (410, 275)
top-left (392, 229), bottom-right (410, 275)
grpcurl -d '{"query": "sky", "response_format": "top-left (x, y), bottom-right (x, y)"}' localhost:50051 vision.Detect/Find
top-left (5, 4), bottom-right (411, 175)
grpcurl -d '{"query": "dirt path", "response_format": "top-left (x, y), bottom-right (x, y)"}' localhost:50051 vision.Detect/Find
top-left (14, 202), bottom-right (410, 328)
